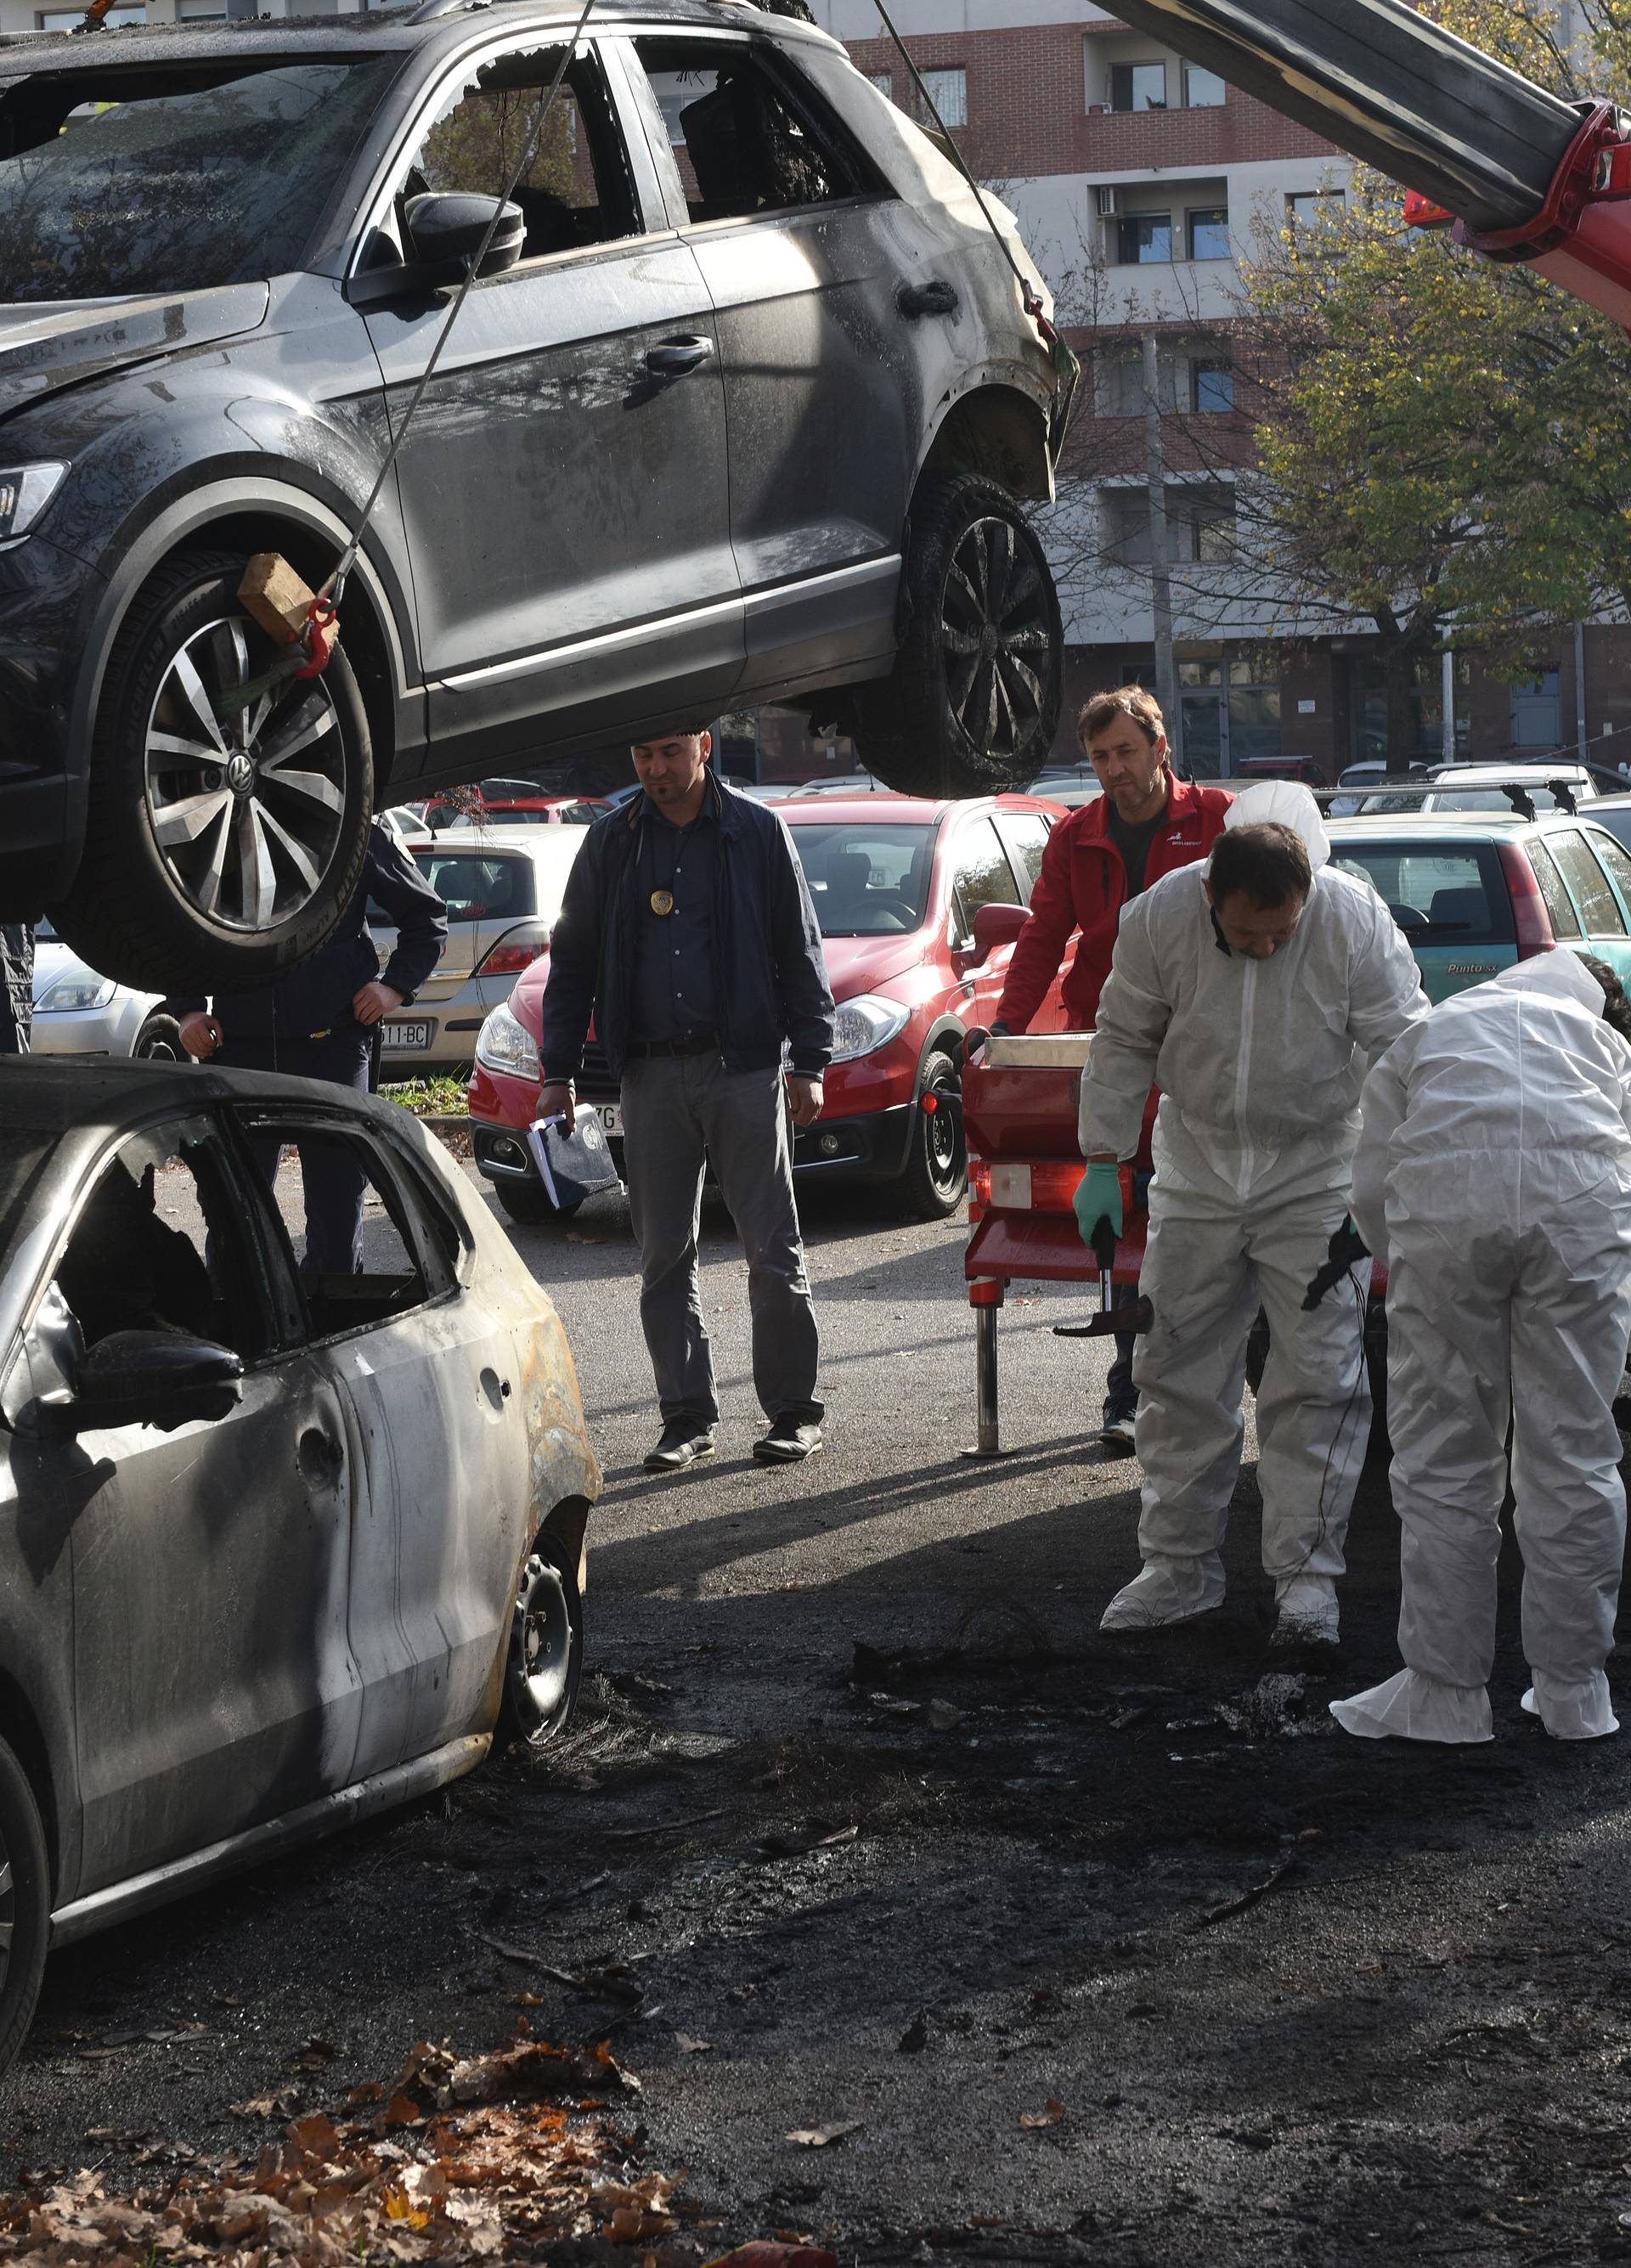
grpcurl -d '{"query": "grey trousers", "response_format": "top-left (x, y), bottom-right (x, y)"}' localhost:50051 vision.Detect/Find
top-left (620, 1052), bottom-right (821, 1429)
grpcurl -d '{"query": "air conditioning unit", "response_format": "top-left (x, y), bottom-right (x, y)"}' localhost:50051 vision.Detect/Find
top-left (1095, 184), bottom-right (1120, 217)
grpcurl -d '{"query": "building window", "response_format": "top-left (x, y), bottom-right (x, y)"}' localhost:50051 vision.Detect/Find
top-left (1104, 490), bottom-right (1151, 566)
top-left (1510, 669), bottom-right (1562, 748)
top-left (868, 71), bottom-right (894, 103)
top-left (1287, 188), bottom-right (1345, 225)
top-left (1110, 61), bottom-right (1167, 111)
top-left (1118, 212), bottom-right (1171, 265)
top-left (920, 67), bottom-right (967, 129)
top-left (1227, 660), bottom-right (1282, 763)
top-left (1098, 348), bottom-right (1177, 415)
top-left (1191, 357), bottom-right (1234, 412)
top-left (1187, 206), bottom-right (1229, 260)
top-left (1171, 487), bottom-right (1237, 562)
top-left (1184, 64), bottom-right (1226, 106)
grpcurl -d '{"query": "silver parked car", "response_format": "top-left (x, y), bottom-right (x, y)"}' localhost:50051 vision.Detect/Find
top-left (0, 1056), bottom-right (599, 2077)
top-left (29, 920), bottom-right (185, 1062)
top-left (375, 828), bottom-right (588, 1078)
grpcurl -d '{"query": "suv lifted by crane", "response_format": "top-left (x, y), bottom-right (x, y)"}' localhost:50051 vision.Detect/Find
top-left (0, 0), bottom-right (1073, 992)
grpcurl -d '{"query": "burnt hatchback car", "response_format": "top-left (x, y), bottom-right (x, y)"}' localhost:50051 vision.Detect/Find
top-left (0, 0), bottom-right (1073, 996)
top-left (0, 1058), bottom-right (599, 2076)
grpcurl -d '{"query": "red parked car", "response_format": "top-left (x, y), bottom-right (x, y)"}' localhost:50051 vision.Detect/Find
top-left (424, 780), bottom-right (612, 829)
top-left (468, 792), bottom-right (1075, 1222)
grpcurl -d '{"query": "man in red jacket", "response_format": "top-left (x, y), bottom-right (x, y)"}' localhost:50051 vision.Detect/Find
top-left (977, 686), bottom-right (1232, 1452)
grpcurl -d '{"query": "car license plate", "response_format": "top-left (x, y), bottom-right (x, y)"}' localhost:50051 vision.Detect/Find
top-left (596, 1103), bottom-right (623, 1138)
top-left (384, 1019), bottom-right (433, 1050)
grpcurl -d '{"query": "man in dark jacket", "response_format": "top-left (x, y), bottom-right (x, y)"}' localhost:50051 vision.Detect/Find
top-left (970, 687), bottom-right (1233, 1455)
top-left (539, 726), bottom-right (835, 1472)
top-left (176, 817), bottom-right (447, 1272)
top-left (0, 923), bottom-right (32, 1053)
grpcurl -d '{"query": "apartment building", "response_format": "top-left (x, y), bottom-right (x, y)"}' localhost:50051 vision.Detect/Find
top-left (811, 0), bottom-right (1631, 778)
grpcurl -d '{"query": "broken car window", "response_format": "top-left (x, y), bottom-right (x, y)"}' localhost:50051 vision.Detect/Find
top-left (52, 1118), bottom-right (272, 1361)
top-left (235, 1112), bottom-right (443, 1341)
top-left (635, 40), bottom-right (861, 224)
top-left (0, 59), bottom-right (396, 302)
top-left (388, 46), bottom-right (640, 266)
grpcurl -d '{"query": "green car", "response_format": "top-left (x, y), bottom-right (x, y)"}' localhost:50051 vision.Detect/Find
top-left (1325, 813), bottom-right (1631, 1003)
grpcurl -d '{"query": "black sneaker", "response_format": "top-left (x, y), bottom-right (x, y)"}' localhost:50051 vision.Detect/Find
top-left (643, 1423), bottom-right (716, 1473)
top-left (1099, 1414), bottom-right (1137, 1458)
top-left (753, 1414), bottom-right (823, 1464)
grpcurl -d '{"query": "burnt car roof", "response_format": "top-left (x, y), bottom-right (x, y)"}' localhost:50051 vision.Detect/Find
top-left (0, 0), bottom-right (798, 65)
top-left (0, 1054), bottom-right (420, 1139)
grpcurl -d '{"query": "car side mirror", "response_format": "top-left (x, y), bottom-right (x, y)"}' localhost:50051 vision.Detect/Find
top-left (404, 192), bottom-right (525, 283)
top-left (969, 901), bottom-right (1030, 967)
top-left (33, 1330), bottom-right (245, 1440)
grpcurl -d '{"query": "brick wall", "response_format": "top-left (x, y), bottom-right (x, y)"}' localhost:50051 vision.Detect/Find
top-left (841, 23), bottom-right (1340, 184)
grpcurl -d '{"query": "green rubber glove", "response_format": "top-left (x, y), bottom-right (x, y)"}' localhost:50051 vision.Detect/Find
top-left (1075, 1160), bottom-right (1124, 1244)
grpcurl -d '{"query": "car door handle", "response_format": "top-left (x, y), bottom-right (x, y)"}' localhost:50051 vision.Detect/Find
top-left (645, 336), bottom-right (714, 376)
top-left (897, 279), bottom-right (959, 319)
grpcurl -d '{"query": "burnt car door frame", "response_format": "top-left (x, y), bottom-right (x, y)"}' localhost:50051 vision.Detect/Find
top-left (229, 1103), bottom-right (529, 1785)
top-left (2, 1103), bottom-right (364, 1904)
top-left (612, 25), bottom-right (937, 699)
top-left (343, 25), bottom-right (742, 773)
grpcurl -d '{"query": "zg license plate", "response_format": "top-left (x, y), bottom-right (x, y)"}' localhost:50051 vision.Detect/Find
top-left (596, 1103), bottom-right (623, 1138)
top-left (384, 1020), bottom-right (433, 1049)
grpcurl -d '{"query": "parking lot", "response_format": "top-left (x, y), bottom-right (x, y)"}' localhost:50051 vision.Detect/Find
top-left (7, 1164), bottom-right (1631, 2265)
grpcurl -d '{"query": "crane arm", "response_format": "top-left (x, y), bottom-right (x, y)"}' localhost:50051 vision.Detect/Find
top-left (1106, 0), bottom-right (1631, 329)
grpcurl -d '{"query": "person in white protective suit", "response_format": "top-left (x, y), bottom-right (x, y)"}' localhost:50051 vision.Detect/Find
top-left (1331, 951), bottom-right (1631, 1744)
top-left (1077, 781), bottom-right (1428, 1645)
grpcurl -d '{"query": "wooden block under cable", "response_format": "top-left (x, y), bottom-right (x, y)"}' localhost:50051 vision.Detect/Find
top-left (238, 552), bottom-right (316, 646)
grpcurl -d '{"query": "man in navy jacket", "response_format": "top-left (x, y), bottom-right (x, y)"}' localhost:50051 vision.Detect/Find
top-left (177, 817), bottom-right (447, 1272)
top-left (539, 727), bottom-right (834, 1472)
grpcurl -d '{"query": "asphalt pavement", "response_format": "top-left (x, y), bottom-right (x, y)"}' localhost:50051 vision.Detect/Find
top-left (10, 1163), bottom-right (1631, 2265)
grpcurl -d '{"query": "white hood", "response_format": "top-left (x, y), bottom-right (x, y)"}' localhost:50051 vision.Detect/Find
top-left (1489, 946), bottom-right (1605, 1015)
top-left (1220, 780), bottom-right (1330, 871)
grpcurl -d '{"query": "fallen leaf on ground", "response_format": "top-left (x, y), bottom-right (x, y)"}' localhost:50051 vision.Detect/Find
top-left (785, 2121), bottom-right (862, 2148)
top-left (1019, 2099), bottom-right (1066, 2130)
top-left (0, 2025), bottom-right (685, 2267)
top-left (676, 2035), bottom-right (714, 2054)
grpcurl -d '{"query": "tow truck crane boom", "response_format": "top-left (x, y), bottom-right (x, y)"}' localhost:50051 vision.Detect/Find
top-left (1106, 0), bottom-right (1631, 331)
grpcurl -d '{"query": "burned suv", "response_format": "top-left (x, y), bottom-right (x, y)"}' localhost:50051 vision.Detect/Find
top-left (0, 0), bottom-right (1072, 992)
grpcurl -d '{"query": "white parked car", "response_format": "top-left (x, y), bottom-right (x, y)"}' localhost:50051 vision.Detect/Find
top-left (30, 921), bottom-right (183, 1060)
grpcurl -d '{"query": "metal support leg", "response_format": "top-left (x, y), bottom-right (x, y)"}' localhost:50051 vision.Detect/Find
top-left (961, 1296), bottom-right (1013, 1458)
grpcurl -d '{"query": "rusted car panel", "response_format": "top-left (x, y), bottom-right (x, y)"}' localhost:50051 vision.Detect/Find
top-left (0, 1059), bottom-right (598, 2001)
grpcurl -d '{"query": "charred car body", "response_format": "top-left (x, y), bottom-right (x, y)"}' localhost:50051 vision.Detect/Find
top-left (0, 0), bottom-right (1073, 995)
top-left (0, 1058), bottom-right (599, 2076)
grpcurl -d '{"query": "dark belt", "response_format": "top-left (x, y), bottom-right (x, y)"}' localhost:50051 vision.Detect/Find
top-left (625, 1030), bottom-right (720, 1060)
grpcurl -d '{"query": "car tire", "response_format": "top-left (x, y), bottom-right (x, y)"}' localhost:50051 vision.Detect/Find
top-left (899, 1047), bottom-right (967, 1219)
top-left (492, 1178), bottom-right (581, 1226)
top-left (52, 550), bottom-right (374, 996)
top-left (499, 1532), bottom-right (583, 1749)
top-left (132, 1010), bottom-right (186, 1062)
top-left (0, 1735), bottom-right (50, 2082)
top-left (850, 473), bottom-right (1063, 797)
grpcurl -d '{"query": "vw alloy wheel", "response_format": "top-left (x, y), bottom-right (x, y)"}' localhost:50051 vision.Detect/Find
top-left (940, 517), bottom-right (1053, 762)
top-left (143, 615), bottom-right (348, 933)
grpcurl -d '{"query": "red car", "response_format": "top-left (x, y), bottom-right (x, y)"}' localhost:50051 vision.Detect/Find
top-left (425, 780), bottom-right (612, 829)
top-left (468, 792), bottom-right (1075, 1222)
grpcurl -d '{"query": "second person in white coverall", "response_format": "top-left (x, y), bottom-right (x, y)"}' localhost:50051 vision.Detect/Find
top-left (1077, 783), bottom-right (1427, 1645)
top-left (1332, 951), bottom-right (1631, 1745)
